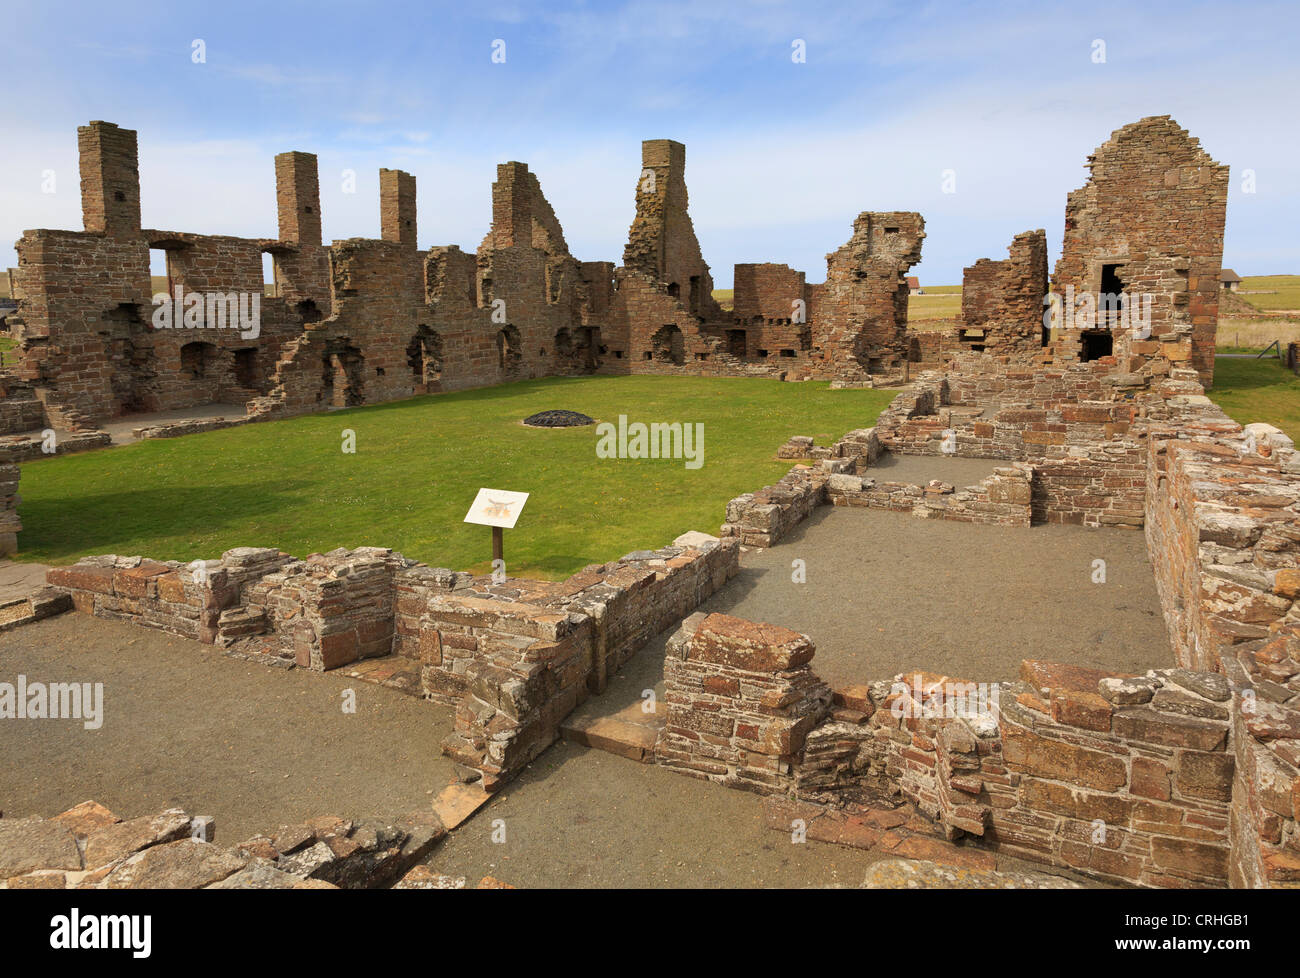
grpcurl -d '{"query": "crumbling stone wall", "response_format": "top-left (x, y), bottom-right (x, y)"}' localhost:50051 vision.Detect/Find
top-left (2, 115), bottom-right (1235, 435)
top-left (960, 229), bottom-right (1048, 355)
top-left (1135, 377), bottom-right (1299, 677)
top-left (0, 799), bottom-right (445, 890)
top-left (658, 613), bottom-right (833, 792)
top-left (656, 611), bottom-right (1287, 887)
top-left (813, 213), bottom-right (925, 385)
top-left (872, 366), bottom-right (1145, 527)
top-left (7, 123), bottom-right (328, 431)
top-left (1051, 116), bottom-right (1229, 387)
top-left (45, 537), bottom-right (739, 793)
top-left (732, 263), bottom-right (815, 361)
top-left (622, 139), bottom-right (723, 322)
top-left (828, 462), bottom-right (1033, 527)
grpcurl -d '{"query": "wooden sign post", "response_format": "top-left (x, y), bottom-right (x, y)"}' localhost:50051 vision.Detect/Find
top-left (464, 488), bottom-right (529, 574)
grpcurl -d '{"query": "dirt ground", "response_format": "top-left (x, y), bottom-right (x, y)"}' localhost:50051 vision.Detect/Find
top-left (697, 506), bottom-right (1172, 688)
top-left (866, 452), bottom-right (1003, 486)
top-left (422, 737), bottom-right (895, 887)
top-left (0, 615), bottom-right (457, 842)
top-left (0, 500), bottom-right (1168, 886)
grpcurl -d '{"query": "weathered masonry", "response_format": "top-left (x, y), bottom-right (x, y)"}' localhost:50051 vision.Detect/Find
top-left (2, 115), bottom-right (1229, 458)
top-left (43, 350), bottom-right (1300, 888)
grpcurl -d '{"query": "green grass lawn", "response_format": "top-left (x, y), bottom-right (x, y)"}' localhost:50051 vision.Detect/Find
top-left (15, 376), bottom-right (893, 579)
top-left (1209, 356), bottom-right (1300, 442)
top-left (1239, 275), bottom-right (1300, 311)
top-left (908, 287), bottom-right (961, 323)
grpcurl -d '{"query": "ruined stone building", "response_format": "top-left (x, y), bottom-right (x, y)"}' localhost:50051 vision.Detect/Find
top-left (10, 115), bottom-right (1298, 892)
top-left (1, 115), bottom-right (1228, 446)
top-left (956, 229), bottom-right (1049, 356)
top-left (1, 124), bottom-right (933, 439)
top-left (913, 117), bottom-right (1228, 389)
top-left (1052, 116), bottom-right (1228, 386)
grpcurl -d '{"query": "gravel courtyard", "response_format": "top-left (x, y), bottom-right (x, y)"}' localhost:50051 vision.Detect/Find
top-left (697, 506), bottom-right (1172, 688)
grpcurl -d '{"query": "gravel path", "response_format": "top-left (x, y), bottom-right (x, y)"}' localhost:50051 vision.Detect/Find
top-left (0, 615), bottom-right (457, 842)
top-left (698, 506), bottom-right (1171, 688)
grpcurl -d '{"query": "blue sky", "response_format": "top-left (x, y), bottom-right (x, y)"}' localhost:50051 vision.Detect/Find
top-left (2, 0), bottom-right (1296, 286)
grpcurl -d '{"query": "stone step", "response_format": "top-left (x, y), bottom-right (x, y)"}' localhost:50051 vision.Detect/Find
top-left (560, 699), bottom-right (666, 763)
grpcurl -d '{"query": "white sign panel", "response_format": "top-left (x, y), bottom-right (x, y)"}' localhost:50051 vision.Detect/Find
top-left (464, 488), bottom-right (529, 529)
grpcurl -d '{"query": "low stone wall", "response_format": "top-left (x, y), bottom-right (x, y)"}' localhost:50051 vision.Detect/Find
top-left (47, 547), bottom-right (297, 646)
top-left (721, 468), bottom-right (826, 547)
top-left (132, 415), bottom-right (251, 440)
top-left (657, 612), bottom-right (832, 793)
top-left (720, 428), bottom-right (882, 546)
top-left (1222, 640), bottom-right (1300, 888)
top-left (45, 538), bottom-right (740, 792)
top-left (654, 611), bottom-right (1293, 888)
top-left (0, 431), bottom-right (113, 464)
top-left (424, 540), bottom-right (739, 788)
top-left (0, 800), bottom-right (445, 890)
top-left (1145, 414), bottom-right (1299, 675)
top-left (826, 462), bottom-right (1033, 527)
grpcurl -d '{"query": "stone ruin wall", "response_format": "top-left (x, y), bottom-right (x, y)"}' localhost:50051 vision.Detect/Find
top-left (731, 263), bottom-right (815, 363)
top-left (45, 536), bottom-right (739, 793)
top-left (1052, 115), bottom-right (1229, 387)
top-left (36, 349), bottom-right (1300, 886)
top-left (812, 212), bottom-right (925, 385)
top-left (659, 612), bottom-right (1243, 887)
top-left (1, 126), bottom-right (951, 443)
top-left (707, 351), bottom-right (1299, 888)
top-left (958, 229), bottom-right (1049, 355)
top-left (1, 115), bottom-right (1229, 443)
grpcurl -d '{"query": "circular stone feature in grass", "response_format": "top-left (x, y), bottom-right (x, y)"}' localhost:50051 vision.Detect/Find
top-left (523, 410), bottom-right (595, 428)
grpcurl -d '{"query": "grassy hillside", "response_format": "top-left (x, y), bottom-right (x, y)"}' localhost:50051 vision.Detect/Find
top-left (1238, 274), bottom-right (1300, 311)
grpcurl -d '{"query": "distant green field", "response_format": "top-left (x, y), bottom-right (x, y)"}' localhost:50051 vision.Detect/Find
top-left (1209, 356), bottom-right (1300, 442)
top-left (712, 288), bottom-right (733, 311)
top-left (1239, 275), bottom-right (1300, 311)
top-left (907, 288), bottom-right (962, 322)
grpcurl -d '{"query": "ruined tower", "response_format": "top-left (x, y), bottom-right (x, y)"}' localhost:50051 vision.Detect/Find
top-left (1052, 116), bottom-right (1228, 387)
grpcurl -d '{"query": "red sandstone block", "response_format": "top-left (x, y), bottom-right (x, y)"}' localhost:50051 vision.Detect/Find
top-left (1175, 751), bottom-right (1233, 802)
top-left (156, 573), bottom-right (188, 604)
top-left (690, 613), bottom-right (814, 672)
top-left (1021, 660), bottom-right (1133, 695)
top-left (1020, 778), bottom-right (1133, 824)
top-left (1000, 722), bottom-right (1127, 791)
top-left (1114, 709), bottom-right (1227, 751)
top-left (1059, 841), bottom-right (1144, 882)
top-left (703, 676), bottom-right (740, 696)
top-left (112, 562), bottom-right (170, 598)
top-left (47, 564), bottom-right (116, 595)
top-left (318, 630), bottom-right (358, 670)
top-left (1049, 688), bottom-right (1113, 731)
top-left (1149, 837), bottom-right (1228, 881)
top-left (1131, 756), bottom-right (1171, 800)
top-left (1263, 850), bottom-right (1300, 883)
top-left (1274, 569), bottom-right (1300, 600)
top-left (832, 684), bottom-right (872, 713)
